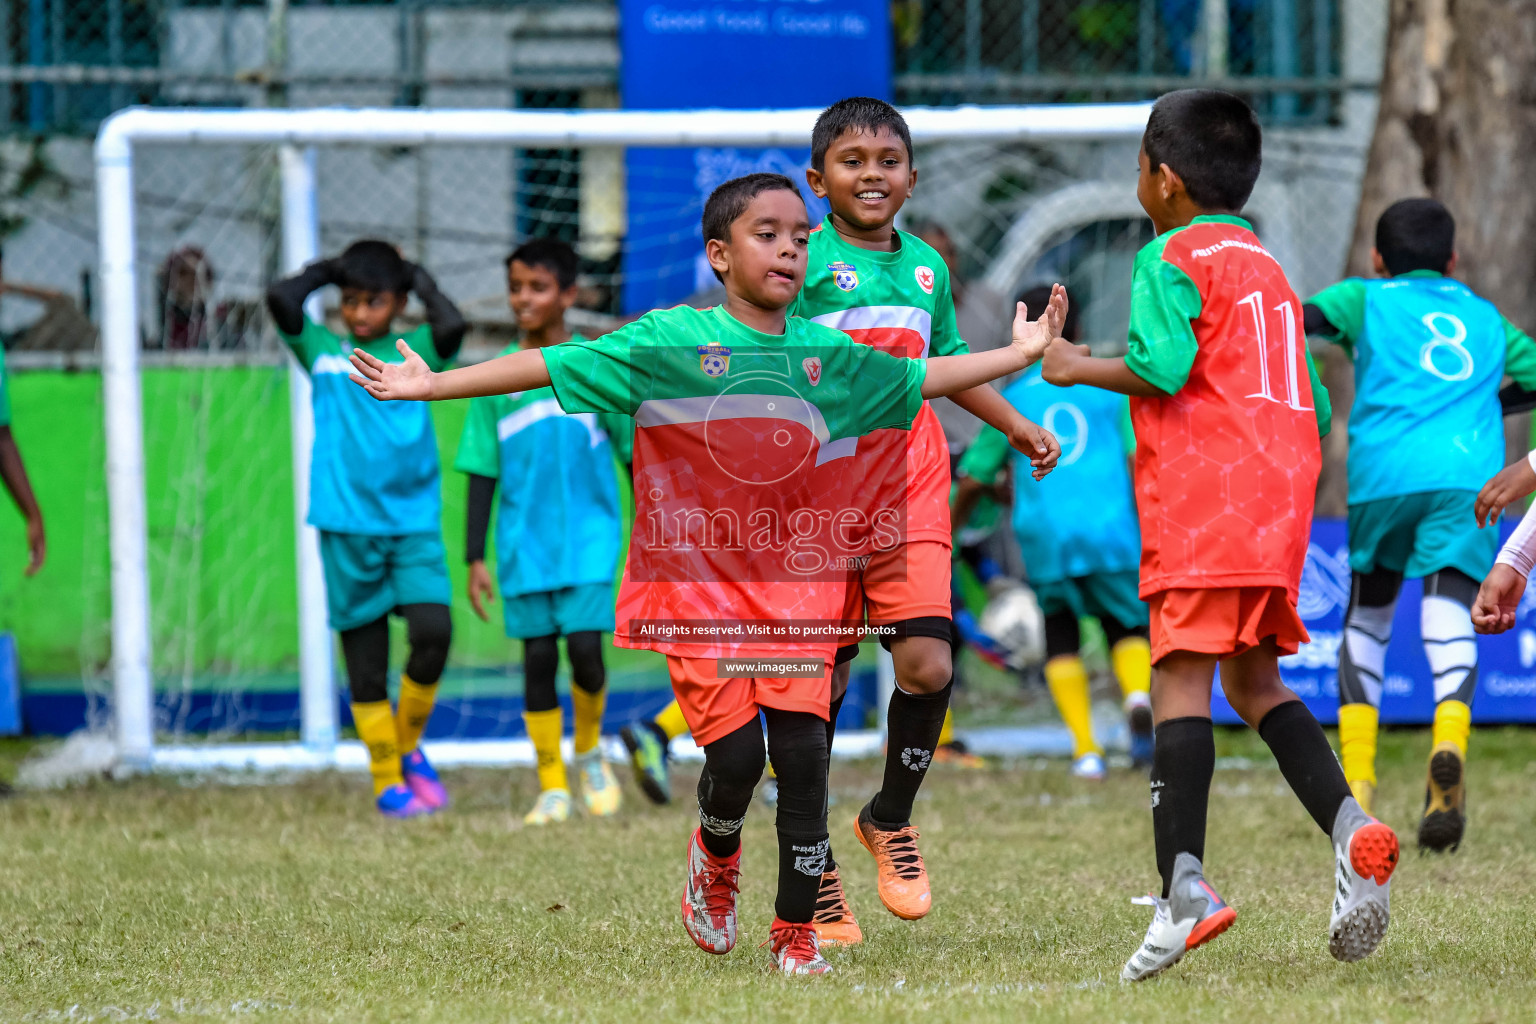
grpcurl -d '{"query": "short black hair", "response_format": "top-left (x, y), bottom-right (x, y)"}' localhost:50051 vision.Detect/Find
top-left (811, 97), bottom-right (914, 172)
top-left (700, 173), bottom-right (804, 282)
top-left (1018, 284), bottom-right (1080, 343)
top-left (1375, 198), bottom-right (1455, 276)
top-left (506, 237), bottom-right (579, 290)
top-left (335, 239), bottom-right (412, 294)
top-left (1142, 90), bottom-right (1262, 212)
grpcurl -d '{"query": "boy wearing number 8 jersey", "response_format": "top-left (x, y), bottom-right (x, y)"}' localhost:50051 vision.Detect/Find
top-left (1043, 89), bottom-right (1398, 981)
top-left (1304, 198), bottom-right (1536, 852)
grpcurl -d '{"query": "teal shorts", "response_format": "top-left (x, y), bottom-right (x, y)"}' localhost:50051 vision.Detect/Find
top-left (502, 581), bottom-right (616, 639)
top-left (318, 531), bottom-right (452, 631)
top-left (1347, 490), bottom-right (1497, 581)
top-left (1033, 570), bottom-right (1148, 628)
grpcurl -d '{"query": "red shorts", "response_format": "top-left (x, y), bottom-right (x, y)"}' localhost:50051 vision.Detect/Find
top-left (839, 539), bottom-right (953, 627)
top-left (1147, 586), bottom-right (1309, 664)
top-left (666, 655), bottom-right (832, 747)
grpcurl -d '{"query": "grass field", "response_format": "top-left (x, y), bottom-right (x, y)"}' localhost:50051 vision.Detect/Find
top-left (1, 727), bottom-right (1532, 1024)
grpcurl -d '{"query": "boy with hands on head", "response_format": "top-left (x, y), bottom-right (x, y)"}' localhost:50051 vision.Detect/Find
top-left (353, 172), bottom-right (1066, 974)
top-left (267, 239), bottom-right (465, 818)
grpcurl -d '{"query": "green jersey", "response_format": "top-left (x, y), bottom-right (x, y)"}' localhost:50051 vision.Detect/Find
top-left (790, 216), bottom-right (969, 546)
top-left (541, 303), bottom-right (926, 659)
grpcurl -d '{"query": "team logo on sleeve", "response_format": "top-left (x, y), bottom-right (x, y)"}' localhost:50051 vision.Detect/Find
top-left (915, 266), bottom-right (935, 294)
top-left (802, 356), bottom-right (822, 386)
top-left (697, 343), bottom-right (731, 377)
top-left (828, 261), bottom-right (859, 292)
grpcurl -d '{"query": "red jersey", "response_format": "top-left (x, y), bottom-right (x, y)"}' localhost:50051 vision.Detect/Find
top-left (1123, 215), bottom-right (1330, 600)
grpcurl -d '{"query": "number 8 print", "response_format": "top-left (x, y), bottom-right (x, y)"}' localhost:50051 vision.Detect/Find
top-left (1419, 311), bottom-right (1474, 382)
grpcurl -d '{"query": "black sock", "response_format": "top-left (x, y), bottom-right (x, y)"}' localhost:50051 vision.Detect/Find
top-left (871, 680), bottom-right (952, 827)
top-left (1258, 700), bottom-right (1353, 835)
top-left (697, 717), bottom-right (765, 859)
top-left (522, 635), bottom-right (560, 713)
top-left (1151, 716), bottom-right (1215, 898)
top-left (822, 691), bottom-right (846, 873)
top-left (764, 707), bottom-right (830, 923)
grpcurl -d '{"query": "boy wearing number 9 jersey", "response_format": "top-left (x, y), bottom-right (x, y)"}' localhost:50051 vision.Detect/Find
top-left (1043, 89), bottom-right (1398, 981)
top-left (1304, 198), bottom-right (1536, 852)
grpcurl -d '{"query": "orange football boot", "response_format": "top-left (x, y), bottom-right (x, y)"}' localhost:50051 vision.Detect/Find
top-left (811, 866), bottom-right (863, 945)
top-left (854, 800), bottom-right (931, 920)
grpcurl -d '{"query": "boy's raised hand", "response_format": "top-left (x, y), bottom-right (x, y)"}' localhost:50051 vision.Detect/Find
top-left (1009, 283), bottom-right (1069, 366)
top-left (349, 339), bottom-right (433, 401)
top-left (1472, 563), bottom-right (1525, 634)
top-left (1475, 458), bottom-right (1536, 528)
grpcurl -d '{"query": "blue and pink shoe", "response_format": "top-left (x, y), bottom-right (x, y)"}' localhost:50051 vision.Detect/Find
top-left (376, 783), bottom-right (434, 819)
top-left (401, 748), bottom-right (449, 810)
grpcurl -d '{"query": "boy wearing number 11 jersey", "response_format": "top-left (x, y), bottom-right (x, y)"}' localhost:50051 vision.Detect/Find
top-left (1042, 90), bottom-right (1398, 981)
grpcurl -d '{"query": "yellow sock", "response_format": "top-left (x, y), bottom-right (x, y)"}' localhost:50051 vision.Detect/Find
top-left (394, 673), bottom-right (439, 756)
top-left (654, 700), bottom-right (691, 741)
top-left (572, 686), bottom-right (607, 757)
top-left (352, 700), bottom-right (403, 795)
top-left (1044, 655), bottom-right (1099, 758)
top-left (938, 707), bottom-right (955, 747)
top-left (1432, 698), bottom-right (1471, 757)
top-left (524, 708), bottom-right (568, 792)
top-left (1111, 636), bottom-right (1152, 703)
top-left (1337, 702), bottom-right (1379, 787)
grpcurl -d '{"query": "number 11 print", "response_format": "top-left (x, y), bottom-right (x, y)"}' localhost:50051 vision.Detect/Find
top-left (1240, 291), bottom-right (1312, 411)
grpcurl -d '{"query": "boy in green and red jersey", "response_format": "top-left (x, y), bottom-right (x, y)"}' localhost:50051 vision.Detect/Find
top-left (1042, 90), bottom-right (1399, 981)
top-left (350, 172), bottom-right (1067, 975)
top-left (791, 97), bottom-right (1062, 930)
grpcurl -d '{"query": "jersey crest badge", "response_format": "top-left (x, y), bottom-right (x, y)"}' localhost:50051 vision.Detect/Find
top-left (802, 356), bottom-right (822, 386)
top-left (915, 265), bottom-right (935, 294)
top-left (828, 261), bottom-right (859, 292)
top-left (698, 343), bottom-right (731, 377)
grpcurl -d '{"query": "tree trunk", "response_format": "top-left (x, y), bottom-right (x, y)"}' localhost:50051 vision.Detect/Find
top-left (1317, 0), bottom-right (1536, 517)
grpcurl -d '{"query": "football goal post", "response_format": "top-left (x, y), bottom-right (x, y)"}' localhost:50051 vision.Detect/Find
top-left (95, 102), bottom-right (1151, 772)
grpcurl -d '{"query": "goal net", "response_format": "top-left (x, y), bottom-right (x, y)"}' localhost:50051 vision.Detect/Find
top-left (81, 103), bottom-right (1356, 773)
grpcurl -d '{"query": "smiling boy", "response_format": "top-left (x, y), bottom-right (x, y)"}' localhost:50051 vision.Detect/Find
top-left (348, 173), bottom-right (1066, 974)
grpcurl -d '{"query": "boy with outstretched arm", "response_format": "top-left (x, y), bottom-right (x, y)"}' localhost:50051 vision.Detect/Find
top-left (456, 238), bottom-right (628, 825)
top-left (792, 97), bottom-right (1061, 935)
top-left (1304, 198), bottom-right (1536, 851)
top-left (267, 240), bottom-right (465, 818)
top-left (953, 285), bottom-right (1154, 778)
top-left (1041, 90), bottom-right (1398, 980)
top-left (351, 172), bottom-right (1066, 975)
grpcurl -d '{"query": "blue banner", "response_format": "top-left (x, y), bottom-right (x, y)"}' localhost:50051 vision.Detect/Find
top-left (1211, 518), bottom-right (1536, 725)
top-left (619, 0), bottom-right (891, 312)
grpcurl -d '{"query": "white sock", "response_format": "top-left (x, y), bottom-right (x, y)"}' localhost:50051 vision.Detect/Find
top-left (1343, 601), bottom-right (1395, 707)
top-left (1421, 594), bottom-right (1477, 703)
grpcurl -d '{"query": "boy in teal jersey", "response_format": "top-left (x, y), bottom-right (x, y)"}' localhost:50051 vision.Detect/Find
top-left (953, 286), bottom-right (1153, 777)
top-left (266, 240), bottom-right (465, 818)
top-left (349, 172), bottom-right (1066, 975)
top-left (456, 238), bottom-right (627, 826)
top-left (0, 341), bottom-right (45, 577)
top-left (790, 96), bottom-right (1061, 929)
top-left (1306, 198), bottom-right (1536, 852)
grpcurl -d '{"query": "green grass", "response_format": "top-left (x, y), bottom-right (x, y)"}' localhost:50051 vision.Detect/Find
top-left (2, 728), bottom-right (1533, 1023)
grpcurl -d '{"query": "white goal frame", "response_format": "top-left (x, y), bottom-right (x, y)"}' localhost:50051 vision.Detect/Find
top-left (96, 102), bottom-right (1151, 772)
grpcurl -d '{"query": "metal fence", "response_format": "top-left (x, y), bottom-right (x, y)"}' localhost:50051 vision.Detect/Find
top-left (0, 0), bottom-right (1388, 351)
